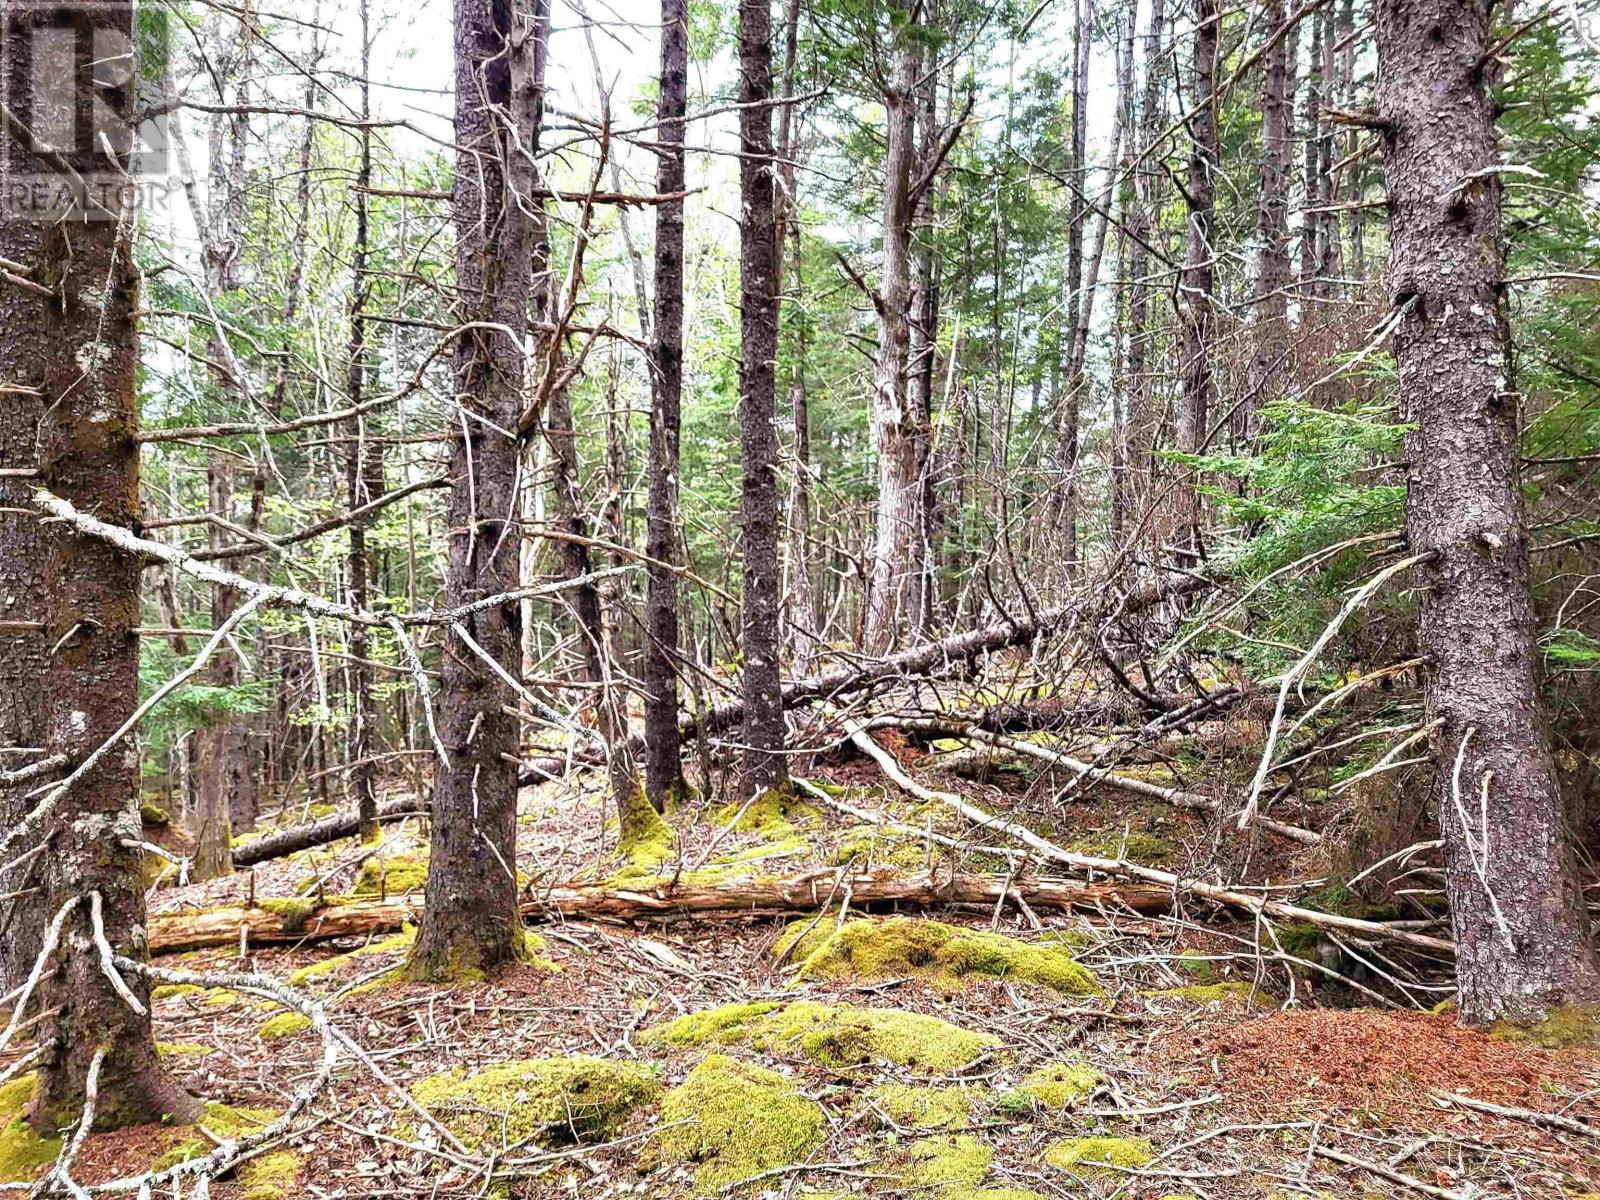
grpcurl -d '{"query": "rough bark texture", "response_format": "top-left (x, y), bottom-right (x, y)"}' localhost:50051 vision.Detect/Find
top-left (1176, 0), bottom-right (1219, 556)
top-left (737, 0), bottom-right (789, 795)
top-left (1055, 0), bottom-right (1092, 564)
top-left (1242, 0), bottom-right (1296, 444)
top-left (345, 0), bottom-right (381, 843)
top-left (1375, 0), bottom-right (1600, 1023)
top-left (864, 34), bottom-right (920, 654)
top-left (644, 0), bottom-right (689, 810)
top-left (1299, 8), bottom-right (1323, 296)
top-left (907, 42), bottom-right (941, 638)
top-left (410, 0), bottom-right (531, 980)
top-left (0, 0), bottom-right (199, 1128)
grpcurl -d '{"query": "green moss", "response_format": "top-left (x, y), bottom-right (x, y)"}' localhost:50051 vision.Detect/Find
top-left (608, 786), bottom-right (677, 884)
top-left (1068, 831), bottom-right (1175, 867)
top-left (140, 802), bottom-right (170, 826)
top-left (1492, 1003), bottom-right (1600, 1048)
top-left (941, 1191), bottom-right (1047, 1200)
top-left (1044, 1136), bottom-right (1154, 1177)
top-left (0, 1074), bottom-right (60, 1182)
top-left (202, 989), bottom-right (239, 1007)
top-left (713, 789), bottom-right (820, 835)
top-left (789, 918), bottom-right (1100, 996)
top-left (828, 826), bottom-right (927, 869)
top-left (867, 1084), bottom-right (973, 1129)
top-left (1008, 1061), bottom-right (1100, 1110)
top-left (287, 928), bottom-right (417, 985)
top-left (773, 919), bottom-right (836, 965)
top-left (1173, 951), bottom-right (1218, 982)
top-left (907, 1133), bottom-right (991, 1190)
top-left (157, 1042), bottom-right (214, 1057)
top-left (1143, 982), bottom-right (1275, 1009)
top-left (644, 1000), bottom-right (996, 1073)
top-left (353, 853), bottom-right (428, 897)
top-left (645, 1001), bottom-right (784, 1049)
top-left (151, 983), bottom-right (203, 1001)
top-left (412, 1056), bottom-right (658, 1149)
top-left (156, 1104), bottom-right (277, 1170)
top-left (645, 1053), bottom-right (824, 1193)
top-left (1430, 998), bottom-right (1458, 1016)
top-left (258, 1013), bottom-right (312, 1041)
top-left (239, 1151), bottom-right (301, 1200)
top-left (257, 897), bottom-right (320, 934)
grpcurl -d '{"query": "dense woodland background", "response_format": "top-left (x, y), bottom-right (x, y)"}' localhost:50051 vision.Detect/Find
top-left (3, 0), bottom-right (1600, 1193)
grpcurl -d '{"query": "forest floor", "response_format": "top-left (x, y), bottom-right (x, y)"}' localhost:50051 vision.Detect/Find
top-left (12, 728), bottom-right (1600, 1199)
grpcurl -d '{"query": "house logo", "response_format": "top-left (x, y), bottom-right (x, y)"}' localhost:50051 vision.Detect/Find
top-left (0, 1), bottom-right (169, 221)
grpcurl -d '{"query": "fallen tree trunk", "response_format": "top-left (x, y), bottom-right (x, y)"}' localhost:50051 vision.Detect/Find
top-left (146, 868), bottom-right (1174, 953)
top-left (843, 739), bottom-right (1452, 953)
top-left (232, 797), bottom-right (427, 866)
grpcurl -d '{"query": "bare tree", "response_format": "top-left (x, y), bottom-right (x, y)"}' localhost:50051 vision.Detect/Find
top-left (737, 0), bottom-right (789, 794)
top-left (1374, 0), bottom-right (1600, 1023)
top-left (408, 0), bottom-right (533, 980)
top-left (644, 0), bottom-right (690, 810)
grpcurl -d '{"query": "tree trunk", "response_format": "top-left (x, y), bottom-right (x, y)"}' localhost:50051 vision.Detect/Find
top-left (737, 0), bottom-right (789, 795)
top-left (1055, 0), bottom-right (1092, 564)
top-left (1299, 8), bottom-right (1323, 298)
top-left (409, 0), bottom-right (533, 981)
top-left (1374, 0), bottom-right (1600, 1023)
top-left (1242, 0), bottom-right (1297, 444)
top-left (193, 457), bottom-right (239, 879)
top-left (1175, 0), bottom-right (1219, 558)
top-left (0, 0), bottom-right (200, 1129)
top-left (644, 0), bottom-right (689, 810)
top-left (1123, 0), bottom-right (1166, 538)
top-left (345, 0), bottom-right (381, 843)
top-left (864, 34), bottom-right (920, 654)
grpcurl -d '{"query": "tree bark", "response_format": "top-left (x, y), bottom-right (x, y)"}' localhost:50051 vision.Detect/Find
top-left (1374, 0), bottom-right (1600, 1023)
top-left (737, 0), bottom-right (789, 795)
top-left (644, 0), bottom-right (690, 810)
top-left (1175, 0), bottom-right (1219, 558)
top-left (864, 33), bottom-right (921, 654)
top-left (1298, 8), bottom-right (1323, 298)
top-left (192, 458), bottom-right (240, 879)
top-left (1123, 0), bottom-right (1166, 534)
top-left (0, 0), bottom-right (200, 1128)
top-left (1242, 0), bottom-right (1297, 445)
top-left (409, 0), bottom-right (533, 980)
top-left (345, 0), bottom-right (381, 843)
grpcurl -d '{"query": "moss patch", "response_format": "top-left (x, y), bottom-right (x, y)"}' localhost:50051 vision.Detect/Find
top-left (412, 1056), bottom-right (658, 1149)
top-left (0, 1074), bottom-right (60, 1182)
top-left (611, 786), bottom-right (676, 883)
top-left (157, 1042), bottom-right (214, 1057)
top-left (258, 1013), bottom-right (312, 1041)
top-left (287, 927), bottom-right (417, 985)
top-left (829, 825), bottom-right (928, 869)
top-left (906, 1133), bottom-right (991, 1190)
top-left (151, 983), bottom-right (203, 1001)
top-left (1143, 982), bottom-right (1275, 1009)
top-left (140, 802), bottom-right (170, 826)
top-left (1044, 1135), bottom-right (1154, 1177)
top-left (1068, 830), bottom-right (1175, 867)
top-left (353, 853), bottom-right (428, 897)
top-left (155, 1103), bottom-right (277, 1170)
top-left (867, 1084), bottom-right (973, 1129)
top-left (787, 917), bottom-right (1100, 996)
top-left (645, 1053), bottom-right (824, 1193)
top-left (1492, 1003), bottom-right (1600, 1048)
top-left (256, 897), bottom-right (320, 934)
top-left (645, 1000), bottom-right (997, 1073)
top-left (239, 1150), bottom-right (301, 1200)
top-left (1007, 1061), bottom-right (1100, 1110)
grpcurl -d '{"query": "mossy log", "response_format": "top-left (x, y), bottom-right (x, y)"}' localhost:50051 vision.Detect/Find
top-left (147, 869), bottom-right (1172, 954)
top-left (230, 797), bottom-right (427, 866)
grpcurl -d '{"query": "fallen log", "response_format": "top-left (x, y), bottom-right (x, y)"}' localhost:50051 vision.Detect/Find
top-left (844, 738), bottom-right (1453, 953)
top-left (146, 869), bottom-right (1174, 954)
top-left (231, 797), bottom-right (426, 866)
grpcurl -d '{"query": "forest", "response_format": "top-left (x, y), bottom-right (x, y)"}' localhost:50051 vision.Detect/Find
top-left (1, 0), bottom-right (1600, 1193)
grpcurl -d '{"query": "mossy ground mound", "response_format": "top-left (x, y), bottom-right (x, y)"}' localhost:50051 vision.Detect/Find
top-left (287, 928), bottom-right (417, 985)
top-left (156, 1103), bottom-right (300, 1198)
top-left (412, 1055), bottom-right (658, 1149)
top-left (778, 917), bottom-right (1100, 996)
top-left (1068, 830), bottom-right (1175, 867)
top-left (906, 1133), bottom-right (991, 1190)
top-left (258, 1012), bottom-right (312, 1041)
top-left (645, 999), bottom-right (997, 1072)
top-left (353, 852), bottom-right (428, 896)
top-left (0, 1075), bottom-right (61, 1181)
top-left (1044, 1135), bottom-right (1154, 1177)
top-left (1002, 1061), bottom-right (1099, 1111)
top-left (610, 787), bottom-right (677, 883)
top-left (1492, 1003), bottom-right (1600, 1048)
top-left (645, 1053), bottom-right (824, 1193)
top-left (867, 1084), bottom-right (973, 1129)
